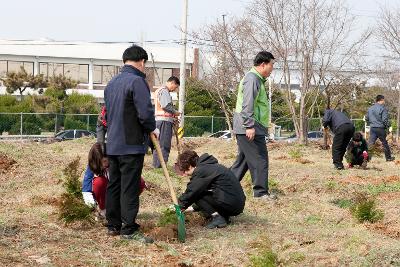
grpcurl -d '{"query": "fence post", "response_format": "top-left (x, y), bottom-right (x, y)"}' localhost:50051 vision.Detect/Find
top-left (55, 114), bottom-right (58, 134)
top-left (211, 115), bottom-right (214, 134)
top-left (20, 112), bottom-right (23, 137)
top-left (87, 115), bottom-right (90, 131)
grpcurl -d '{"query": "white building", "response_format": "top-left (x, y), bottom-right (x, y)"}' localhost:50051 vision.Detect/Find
top-left (0, 39), bottom-right (200, 101)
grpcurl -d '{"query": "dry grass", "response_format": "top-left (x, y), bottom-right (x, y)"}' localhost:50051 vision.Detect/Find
top-left (0, 137), bottom-right (400, 266)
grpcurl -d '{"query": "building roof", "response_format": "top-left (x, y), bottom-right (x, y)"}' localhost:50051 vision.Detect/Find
top-left (0, 39), bottom-right (194, 63)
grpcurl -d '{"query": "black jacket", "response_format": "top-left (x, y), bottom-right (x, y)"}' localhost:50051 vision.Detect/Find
top-left (323, 109), bottom-right (352, 133)
top-left (178, 154), bottom-right (246, 215)
top-left (347, 138), bottom-right (368, 158)
top-left (104, 65), bottom-right (155, 155)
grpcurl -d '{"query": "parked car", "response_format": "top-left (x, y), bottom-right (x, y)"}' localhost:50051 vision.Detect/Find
top-left (209, 130), bottom-right (232, 140)
top-left (55, 129), bottom-right (96, 141)
top-left (283, 131), bottom-right (324, 143)
top-left (209, 130), bottom-right (275, 142)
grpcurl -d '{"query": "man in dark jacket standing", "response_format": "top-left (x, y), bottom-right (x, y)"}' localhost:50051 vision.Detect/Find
top-left (230, 51), bottom-right (275, 200)
top-left (176, 150), bottom-right (246, 229)
top-left (323, 109), bottom-right (355, 170)
top-left (104, 45), bottom-right (158, 243)
top-left (366, 95), bottom-right (395, 161)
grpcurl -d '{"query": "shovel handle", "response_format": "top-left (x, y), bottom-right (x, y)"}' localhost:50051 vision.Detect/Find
top-left (151, 134), bottom-right (179, 205)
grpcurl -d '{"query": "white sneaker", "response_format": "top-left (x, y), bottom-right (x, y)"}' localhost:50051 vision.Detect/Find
top-left (255, 193), bottom-right (277, 201)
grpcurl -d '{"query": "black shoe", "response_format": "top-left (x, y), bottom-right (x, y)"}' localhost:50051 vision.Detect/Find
top-left (334, 164), bottom-right (344, 170)
top-left (107, 227), bottom-right (121, 236)
top-left (386, 157), bottom-right (395, 162)
top-left (121, 231), bottom-right (154, 244)
top-left (205, 215), bottom-right (227, 229)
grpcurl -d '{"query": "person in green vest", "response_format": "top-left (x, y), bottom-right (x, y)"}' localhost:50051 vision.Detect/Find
top-left (230, 51), bottom-right (276, 200)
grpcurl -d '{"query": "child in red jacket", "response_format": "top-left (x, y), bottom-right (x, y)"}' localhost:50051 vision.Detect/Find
top-left (88, 143), bottom-right (147, 220)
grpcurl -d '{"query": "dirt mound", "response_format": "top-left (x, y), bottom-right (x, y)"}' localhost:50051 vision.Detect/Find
top-left (185, 212), bottom-right (207, 227)
top-left (0, 153), bottom-right (16, 174)
top-left (366, 222), bottom-right (400, 239)
top-left (179, 138), bottom-right (210, 151)
top-left (141, 221), bottom-right (177, 242)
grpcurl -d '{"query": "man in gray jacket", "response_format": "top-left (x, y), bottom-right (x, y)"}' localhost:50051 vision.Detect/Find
top-left (152, 76), bottom-right (181, 168)
top-left (366, 95), bottom-right (395, 161)
top-left (230, 51), bottom-right (276, 200)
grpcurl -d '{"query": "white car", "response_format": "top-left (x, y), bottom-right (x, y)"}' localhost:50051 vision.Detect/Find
top-left (208, 130), bottom-right (232, 140)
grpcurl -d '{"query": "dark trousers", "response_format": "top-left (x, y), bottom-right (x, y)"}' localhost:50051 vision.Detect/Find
top-left (346, 153), bottom-right (364, 166)
top-left (369, 127), bottom-right (392, 159)
top-left (230, 134), bottom-right (268, 197)
top-left (332, 123), bottom-right (355, 166)
top-left (106, 154), bottom-right (144, 235)
top-left (153, 120), bottom-right (173, 168)
top-left (195, 192), bottom-right (232, 219)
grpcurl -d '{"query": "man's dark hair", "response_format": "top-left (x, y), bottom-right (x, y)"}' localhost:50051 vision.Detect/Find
top-left (353, 132), bottom-right (363, 142)
top-left (88, 143), bottom-right (105, 176)
top-left (167, 76), bottom-right (180, 86)
top-left (123, 45), bottom-right (148, 63)
top-left (253, 51), bottom-right (275, 66)
top-left (177, 150), bottom-right (199, 172)
top-left (376, 95), bottom-right (385, 102)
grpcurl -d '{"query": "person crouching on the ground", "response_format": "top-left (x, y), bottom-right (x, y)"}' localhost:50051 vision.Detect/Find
top-left (88, 143), bottom-right (110, 221)
top-left (345, 132), bottom-right (369, 169)
top-left (86, 143), bottom-right (147, 221)
top-left (323, 109), bottom-right (355, 170)
top-left (176, 150), bottom-right (246, 229)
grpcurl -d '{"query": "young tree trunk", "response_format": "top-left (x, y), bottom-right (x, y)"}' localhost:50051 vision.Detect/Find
top-left (397, 88), bottom-right (400, 143)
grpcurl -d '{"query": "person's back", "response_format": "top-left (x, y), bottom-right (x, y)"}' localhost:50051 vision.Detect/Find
top-left (105, 65), bottom-right (155, 155)
top-left (177, 151), bottom-right (246, 229)
top-left (323, 109), bottom-right (352, 133)
top-left (367, 103), bottom-right (389, 129)
top-left (194, 154), bottom-right (246, 214)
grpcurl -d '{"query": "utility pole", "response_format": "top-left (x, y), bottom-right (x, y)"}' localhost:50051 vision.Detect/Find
top-left (178, 0), bottom-right (188, 128)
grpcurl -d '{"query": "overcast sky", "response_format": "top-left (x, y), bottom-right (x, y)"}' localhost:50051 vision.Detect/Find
top-left (1, 0), bottom-right (398, 43)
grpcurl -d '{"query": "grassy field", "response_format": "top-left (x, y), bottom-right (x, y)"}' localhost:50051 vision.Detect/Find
top-left (0, 137), bottom-right (400, 266)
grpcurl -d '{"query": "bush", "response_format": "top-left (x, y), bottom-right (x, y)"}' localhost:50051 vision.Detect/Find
top-left (249, 250), bottom-right (278, 267)
top-left (184, 121), bottom-right (205, 137)
top-left (288, 148), bottom-right (303, 159)
top-left (350, 193), bottom-right (384, 223)
top-left (9, 122), bottom-right (41, 135)
top-left (157, 208), bottom-right (178, 227)
top-left (58, 157), bottom-right (93, 224)
top-left (64, 116), bottom-right (87, 130)
top-left (0, 114), bottom-right (18, 133)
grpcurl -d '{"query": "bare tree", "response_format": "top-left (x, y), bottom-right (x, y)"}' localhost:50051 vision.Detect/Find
top-left (377, 6), bottom-right (400, 142)
top-left (194, 17), bottom-right (257, 135)
top-left (249, 0), bottom-right (371, 143)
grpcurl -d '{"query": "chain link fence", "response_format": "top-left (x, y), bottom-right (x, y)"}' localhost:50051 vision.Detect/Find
top-left (0, 112), bottom-right (376, 138)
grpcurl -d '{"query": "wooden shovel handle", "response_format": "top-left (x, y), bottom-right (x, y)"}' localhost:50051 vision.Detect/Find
top-left (151, 134), bottom-right (179, 205)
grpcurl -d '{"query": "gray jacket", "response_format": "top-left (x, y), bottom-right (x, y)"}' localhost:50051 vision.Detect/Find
top-left (366, 103), bottom-right (390, 129)
top-left (233, 72), bottom-right (267, 136)
top-left (156, 86), bottom-right (177, 123)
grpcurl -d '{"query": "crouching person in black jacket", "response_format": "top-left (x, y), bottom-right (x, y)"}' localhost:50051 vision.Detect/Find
top-left (176, 151), bottom-right (246, 229)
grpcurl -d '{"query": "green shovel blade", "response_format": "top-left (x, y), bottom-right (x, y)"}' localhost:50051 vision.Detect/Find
top-left (174, 204), bottom-right (186, 242)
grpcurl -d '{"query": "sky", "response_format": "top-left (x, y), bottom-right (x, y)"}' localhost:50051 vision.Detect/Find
top-left (0, 0), bottom-right (399, 51)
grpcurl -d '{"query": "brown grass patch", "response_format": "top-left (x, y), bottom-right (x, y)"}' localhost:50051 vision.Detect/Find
top-left (366, 222), bottom-right (400, 239)
top-left (0, 153), bottom-right (16, 174)
top-left (340, 175), bottom-right (400, 185)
